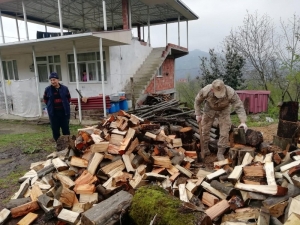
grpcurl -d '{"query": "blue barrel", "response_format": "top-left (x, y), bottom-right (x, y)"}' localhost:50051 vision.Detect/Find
top-left (109, 103), bottom-right (117, 113)
top-left (119, 99), bottom-right (128, 111)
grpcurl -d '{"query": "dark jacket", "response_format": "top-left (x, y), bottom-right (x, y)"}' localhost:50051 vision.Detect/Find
top-left (44, 84), bottom-right (71, 117)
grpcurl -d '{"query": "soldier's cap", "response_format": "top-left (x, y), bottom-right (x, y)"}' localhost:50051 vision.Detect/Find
top-left (212, 79), bottom-right (226, 98)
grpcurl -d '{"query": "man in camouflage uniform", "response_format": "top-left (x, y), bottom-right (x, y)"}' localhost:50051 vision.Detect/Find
top-left (194, 79), bottom-right (247, 161)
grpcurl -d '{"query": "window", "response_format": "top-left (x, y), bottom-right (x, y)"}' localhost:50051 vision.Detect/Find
top-left (2, 60), bottom-right (19, 80)
top-left (157, 66), bottom-right (163, 77)
top-left (36, 55), bottom-right (61, 82)
top-left (67, 51), bottom-right (106, 82)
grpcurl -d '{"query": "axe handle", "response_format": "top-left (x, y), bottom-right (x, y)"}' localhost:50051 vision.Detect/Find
top-left (75, 88), bottom-right (83, 98)
top-left (198, 121), bottom-right (205, 161)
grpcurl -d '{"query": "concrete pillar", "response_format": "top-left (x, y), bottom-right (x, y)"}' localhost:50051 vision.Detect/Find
top-left (0, 51), bottom-right (8, 114)
top-left (99, 38), bottom-right (107, 117)
top-left (102, 0), bottom-right (107, 31)
top-left (58, 0), bottom-right (64, 36)
top-left (32, 46), bottom-right (42, 117)
top-left (22, 0), bottom-right (29, 40)
top-left (122, 0), bottom-right (129, 30)
top-left (0, 10), bottom-right (5, 43)
top-left (73, 41), bottom-right (82, 123)
top-left (147, 6), bottom-right (150, 46)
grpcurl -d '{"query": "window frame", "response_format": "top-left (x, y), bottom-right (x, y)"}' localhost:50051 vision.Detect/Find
top-left (157, 65), bottom-right (163, 78)
top-left (67, 51), bottom-right (107, 83)
top-left (2, 60), bottom-right (19, 80)
top-left (36, 55), bottom-right (61, 82)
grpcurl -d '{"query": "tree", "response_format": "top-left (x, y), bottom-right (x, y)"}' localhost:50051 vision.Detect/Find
top-left (199, 49), bottom-right (224, 85)
top-left (223, 44), bottom-right (246, 90)
top-left (225, 11), bottom-right (277, 104)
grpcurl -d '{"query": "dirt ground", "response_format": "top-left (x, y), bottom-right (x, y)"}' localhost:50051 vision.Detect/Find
top-left (0, 120), bottom-right (278, 224)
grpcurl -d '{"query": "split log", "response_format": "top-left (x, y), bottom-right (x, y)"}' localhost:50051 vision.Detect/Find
top-left (54, 186), bottom-right (75, 208)
top-left (72, 202), bottom-right (93, 213)
top-left (37, 164), bottom-right (55, 178)
top-left (30, 184), bottom-right (43, 201)
top-left (233, 128), bottom-right (246, 144)
top-left (153, 156), bottom-right (171, 168)
top-left (74, 170), bottom-right (97, 186)
top-left (90, 142), bottom-right (109, 153)
top-left (221, 208), bottom-right (259, 223)
top-left (206, 169), bottom-right (226, 180)
top-left (243, 165), bottom-right (265, 177)
top-left (280, 160), bottom-right (300, 172)
top-left (122, 154), bottom-right (135, 173)
top-left (0, 208), bottom-right (11, 225)
top-left (228, 148), bottom-right (238, 167)
top-left (125, 137), bottom-right (139, 155)
top-left (205, 199), bottom-right (230, 220)
top-left (273, 136), bottom-right (294, 151)
top-left (284, 213), bottom-right (300, 225)
top-left (264, 162), bottom-right (276, 185)
top-left (6, 197), bottom-right (31, 209)
top-left (210, 180), bottom-right (239, 198)
top-left (238, 148), bottom-right (255, 166)
top-left (81, 191), bottom-right (133, 225)
top-left (57, 208), bottom-right (80, 224)
top-left (175, 164), bottom-right (193, 178)
top-left (79, 193), bottom-right (98, 204)
top-left (131, 155), bottom-right (144, 169)
top-left (52, 157), bottom-right (68, 172)
top-left (268, 201), bottom-right (288, 218)
top-left (201, 181), bottom-right (226, 200)
top-left (10, 201), bottom-right (40, 218)
top-left (178, 183), bottom-right (189, 202)
top-left (240, 191), bottom-right (266, 202)
top-left (11, 178), bottom-right (30, 199)
top-left (228, 166), bottom-right (243, 183)
top-left (87, 153), bottom-right (104, 175)
top-left (70, 156), bottom-right (88, 168)
top-left (55, 173), bottom-right (75, 189)
top-left (171, 154), bottom-right (185, 165)
top-left (257, 208), bottom-right (270, 225)
top-left (262, 184), bottom-right (300, 209)
top-left (101, 159), bottom-right (124, 175)
top-left (202, 192), bottom-right (219, 207)
top-left (235, 183), bottom-right (288, 196)
top-left (38, 194), bottom-right (53, 208)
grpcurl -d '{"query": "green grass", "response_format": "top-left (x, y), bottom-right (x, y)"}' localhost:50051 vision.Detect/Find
top-left (0, 120), bottom-right (81, 154)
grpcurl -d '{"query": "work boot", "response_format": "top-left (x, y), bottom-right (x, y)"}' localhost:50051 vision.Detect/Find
top-left (217, 148), bottom-right (226, 161)
top-left (203, 144), bottom-right (211, 156)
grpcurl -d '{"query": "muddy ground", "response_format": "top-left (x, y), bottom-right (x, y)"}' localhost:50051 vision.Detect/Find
top-left (0, 120), bottom-right (277, 224)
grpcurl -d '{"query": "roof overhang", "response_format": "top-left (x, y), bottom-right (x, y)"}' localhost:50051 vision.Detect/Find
top-left (0, 30), bottom-right (132, 56)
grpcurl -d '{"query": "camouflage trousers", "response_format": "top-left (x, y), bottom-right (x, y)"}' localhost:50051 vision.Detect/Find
top-left (201, 111), bottom-right (231, 149)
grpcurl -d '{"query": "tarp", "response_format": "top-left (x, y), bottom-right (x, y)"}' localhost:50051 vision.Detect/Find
top-left (3, 78), bottom-right (40, 117)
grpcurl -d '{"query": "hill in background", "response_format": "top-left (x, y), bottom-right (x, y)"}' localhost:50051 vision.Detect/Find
top-left (175, 49), bottom-right (210, 80)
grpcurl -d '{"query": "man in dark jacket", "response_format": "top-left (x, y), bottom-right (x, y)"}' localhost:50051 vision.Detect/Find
top-left (44, 72), bottom-right (71, 142)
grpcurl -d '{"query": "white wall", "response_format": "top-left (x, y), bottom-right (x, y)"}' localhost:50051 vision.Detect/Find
top-left (109, 38), bottom-right (152, 94)
top-left (2, 38), bottom-right (152, 99)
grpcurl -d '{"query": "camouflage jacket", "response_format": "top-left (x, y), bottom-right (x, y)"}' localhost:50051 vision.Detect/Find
top-left (194, 84), bottom-right (247, 123)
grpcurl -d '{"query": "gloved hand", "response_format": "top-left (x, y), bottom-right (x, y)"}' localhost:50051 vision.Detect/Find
top-left (196, 115), bottom-right (202, 123)
top-left (238, 122), bottom-right (248, 132)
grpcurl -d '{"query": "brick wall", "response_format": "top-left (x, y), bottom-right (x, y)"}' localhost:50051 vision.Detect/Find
top-left (145, 57), bottom-right (175, 93)
top-left (122, 0), bottom-right (129, 30)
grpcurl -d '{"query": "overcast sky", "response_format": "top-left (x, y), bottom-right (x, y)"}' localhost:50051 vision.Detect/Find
top-left (1, 0), bottom-right (300, 52)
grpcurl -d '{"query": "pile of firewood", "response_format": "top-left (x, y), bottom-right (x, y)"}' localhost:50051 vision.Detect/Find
top-left (1, 108), bottom-right (300, 225)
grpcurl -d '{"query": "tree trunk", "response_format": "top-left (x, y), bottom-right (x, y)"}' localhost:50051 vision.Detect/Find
top-left (277, 119), bottom-right (300, 138)
top-left (279, 101), bottom-right (298, 122)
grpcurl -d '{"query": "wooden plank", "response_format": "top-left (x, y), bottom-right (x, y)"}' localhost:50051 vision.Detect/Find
top-left (57, 208), bottom-right (80, 224)
top-left (0, 208), bottom-right (11, 225)
top-left (17, 212), bottom-right (38, 225)
top-left (10, 201), bottom-right (40, 218)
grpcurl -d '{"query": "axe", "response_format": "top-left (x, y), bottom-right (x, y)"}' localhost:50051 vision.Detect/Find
top-left (75, 89), bottom-right (88, 103)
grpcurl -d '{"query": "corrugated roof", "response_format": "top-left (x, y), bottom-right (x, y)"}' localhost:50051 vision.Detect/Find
top-left (0, 0), bottom-right (198, 31)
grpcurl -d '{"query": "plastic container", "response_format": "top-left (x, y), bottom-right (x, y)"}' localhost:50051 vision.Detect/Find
top-left (127, 100), bottom-right (132, 109)
top-left (119, 99), bottom-right (128, 111)
top-left (118, 91), bottom-right (125, 97)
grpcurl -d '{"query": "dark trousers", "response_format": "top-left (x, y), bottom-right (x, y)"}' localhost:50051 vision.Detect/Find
top-left (49, 111), bottom-right (70, 142)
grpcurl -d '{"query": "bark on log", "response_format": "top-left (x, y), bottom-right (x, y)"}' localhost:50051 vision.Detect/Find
top-left (277, 120), bottom-right (300, 138)
top-left (81, 191), bottom-right (133, 225)
top-left (5, 197), bottom-right (31, 209)
top-left (210, 180), bottom-right (240, 198)
top-left (279, 101), bottom-right (298, 122)
top-left (245, 129), bottom-right (263, 146)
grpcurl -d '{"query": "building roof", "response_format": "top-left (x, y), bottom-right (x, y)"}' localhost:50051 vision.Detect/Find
top-left (0, 0), bottom-right (198, 31)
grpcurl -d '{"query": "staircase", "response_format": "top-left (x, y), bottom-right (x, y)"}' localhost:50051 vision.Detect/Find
top-left (123, 47), bottom-right (167, 101)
